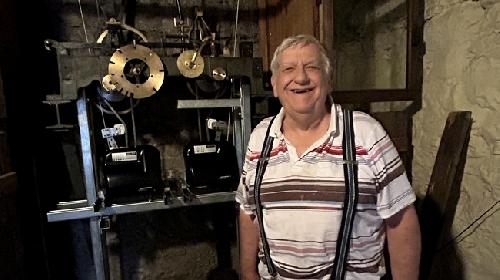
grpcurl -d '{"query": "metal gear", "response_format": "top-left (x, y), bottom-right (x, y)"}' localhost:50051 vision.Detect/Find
top-left (177, 50), bottom-right (204, 78)
top-left (105, 44), bottom-right (164, 99)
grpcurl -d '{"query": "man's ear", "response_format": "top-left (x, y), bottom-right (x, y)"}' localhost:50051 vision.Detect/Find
top-left (271, 75), bottom-right (278, 97)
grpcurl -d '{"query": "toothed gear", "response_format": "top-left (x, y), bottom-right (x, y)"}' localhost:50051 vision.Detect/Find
top-left (106, 44), bottom-right (164, 99)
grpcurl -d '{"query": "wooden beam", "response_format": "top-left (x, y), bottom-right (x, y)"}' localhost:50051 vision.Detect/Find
top-left (319, 0), bottom-right (334, 59)
top-left (0, 172), bottom-right (16, 195)
top-left (406, 0), bottom-right (424, 96)
top-left (0, 68), bottom-right (12, 174)
top-left (0, 172), bottom-right (22, 279)
top-left (418, 111), bottom-right (473, 280)
top-left (257, 0), bottom-right (271, 70)
top-left (331, 89), bottom-right (416, 104)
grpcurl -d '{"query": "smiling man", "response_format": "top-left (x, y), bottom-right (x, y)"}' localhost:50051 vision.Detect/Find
top-left (236, 34), bottom-right (421, 280)
top-left (270, 38), bottom-right (332, 157)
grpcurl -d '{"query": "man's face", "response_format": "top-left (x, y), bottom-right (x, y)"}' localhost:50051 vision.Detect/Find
top-left (271, 43), bottom-right (331, 117)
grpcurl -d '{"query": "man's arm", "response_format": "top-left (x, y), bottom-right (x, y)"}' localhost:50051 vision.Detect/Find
top-left (239, 210), bottom-right (260, 280)
top-left (385, 204), bottom-right (421, 280)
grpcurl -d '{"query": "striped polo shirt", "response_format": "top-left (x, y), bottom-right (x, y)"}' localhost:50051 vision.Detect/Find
top-left (236, 104), bottom-right (416, 280)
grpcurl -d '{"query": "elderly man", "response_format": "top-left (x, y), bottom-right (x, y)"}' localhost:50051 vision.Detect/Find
top-left (236, 34), bottom-right (421, 280)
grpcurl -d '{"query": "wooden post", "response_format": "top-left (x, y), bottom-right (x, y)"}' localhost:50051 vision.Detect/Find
top-left (0, 172), bottom-right (23, 279)
top-left (0, 67), bottom-right (13, 174)
top-left (419, 111), bottom-right (473, 280)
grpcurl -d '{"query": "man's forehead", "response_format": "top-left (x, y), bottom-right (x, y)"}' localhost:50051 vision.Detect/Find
top-left (279, 44), bottom-right (322, 64)
top-left (282, 43), bottom-right (318, 53)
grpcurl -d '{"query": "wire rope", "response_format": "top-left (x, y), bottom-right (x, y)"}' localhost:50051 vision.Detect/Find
top-left (232, 0), bottom-right (240, 57)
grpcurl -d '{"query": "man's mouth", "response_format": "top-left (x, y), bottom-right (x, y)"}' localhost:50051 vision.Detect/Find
top-left (291, 88), bottom-right (314, 94)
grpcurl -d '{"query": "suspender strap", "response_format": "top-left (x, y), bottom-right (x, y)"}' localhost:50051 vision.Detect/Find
top-left (253, 116), bottom-right (277, 276)
top-left (331, 108), bottom-right (359, 280)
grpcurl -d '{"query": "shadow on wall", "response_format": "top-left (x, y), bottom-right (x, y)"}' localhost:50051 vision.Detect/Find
top-left (417, 196), bottom-right (464, 280)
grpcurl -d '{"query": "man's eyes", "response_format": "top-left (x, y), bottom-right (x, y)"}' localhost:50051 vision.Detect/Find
top-left (306, 65), bottom-right (321, 70)
top-left (282, 65), bottom-right (320, 72)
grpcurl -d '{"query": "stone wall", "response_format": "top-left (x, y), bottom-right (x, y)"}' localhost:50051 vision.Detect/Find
top-left (413, 0), bottom-right (500, 279)
top-left (53, 0), bottom-right (259, 56)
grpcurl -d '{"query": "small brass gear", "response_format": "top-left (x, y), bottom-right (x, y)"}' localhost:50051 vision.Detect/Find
top-left (177, 50), bottom-right (205, 78)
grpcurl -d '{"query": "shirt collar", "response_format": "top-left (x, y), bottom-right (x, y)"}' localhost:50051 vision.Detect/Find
top-left (269, 103), bottom-right (338, 138)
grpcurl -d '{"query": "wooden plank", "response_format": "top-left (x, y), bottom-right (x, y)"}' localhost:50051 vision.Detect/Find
top-left (406, 0), bottom-right (424, 94)
top-left (268, 0), bottom-right (281, 68)
top-left (0, 131), bottom-right (12, 174)
top-left (319, 0), bottom-right (334, 59)
top-left (267, 0), bottom-right (284, 67)
top-left (257, 0), bottom-right (319, 70)
top-left (0, 67), bottom-right (5, 119)
top-left (0, 172), bottom-right (23, 280)
top-left (418, 111), bottom-right (473, 280)
top-left (0, 172), bottom-right (16, 196)
top-left (257, 0), bottom-right (271, 70)
top-left (0, 67), bottom-right (11, 174)
top-left (284, 0), bottom-right (316, 38)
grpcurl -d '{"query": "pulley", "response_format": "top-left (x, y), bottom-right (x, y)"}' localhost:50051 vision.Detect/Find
top-left (212, 67), bottom-right (227, 81)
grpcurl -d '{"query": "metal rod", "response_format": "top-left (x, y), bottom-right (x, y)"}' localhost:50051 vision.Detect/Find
top-left (77, 93), bottom-right (108, 280)
top-left (55, 103), bottom-right (61, 125)
top-left (77, 92), bottom-right (97, 205)
top-left (232, 0), bottom-right (240, 57)
top-left (177, 99), bottom-right (241, 109)
top-left (240, 82), bottom-right (252, 153)
top-left (175, 0), bottom-right (184, 21)
top-left (129, 96), bottom-right (137, 147)
top-left (90, 218), bottom-right (108, 280)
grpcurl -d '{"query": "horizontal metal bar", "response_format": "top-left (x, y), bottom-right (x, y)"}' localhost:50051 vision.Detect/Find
top-left (47, 192), bottom-right (235, 222)
top-left (57, 199), bottom-right (89, 209)
top-left (177, 99), bottom-right (240, 109)
top-left (45, 40), bottom-right (193, 52)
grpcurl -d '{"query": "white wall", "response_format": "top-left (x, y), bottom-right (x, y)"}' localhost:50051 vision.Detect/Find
top-left (413, 0), bottom-right (500, 279)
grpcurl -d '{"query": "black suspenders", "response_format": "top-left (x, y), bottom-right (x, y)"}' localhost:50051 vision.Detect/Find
top-left (253, 108), bottom-right (359, 279)
top-left (253, 116), bottom-right (277, 276)
top-left (332, 108), bottom-right (359, 279)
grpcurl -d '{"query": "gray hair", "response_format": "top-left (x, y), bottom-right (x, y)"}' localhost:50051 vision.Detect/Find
top-left (269, 34), bottom-right (333, 80)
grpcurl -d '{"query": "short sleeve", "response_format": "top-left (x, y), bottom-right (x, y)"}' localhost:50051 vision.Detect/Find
top-left (364, 118), bottom-right (416, 219)
top-left (235, 149), bottom-right (257, 215)
top-left (235, 117), bottom-right (274, 216)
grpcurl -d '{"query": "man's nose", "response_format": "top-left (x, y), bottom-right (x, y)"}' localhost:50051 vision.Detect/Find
top-left (294, 67), bottom-right (309, 84)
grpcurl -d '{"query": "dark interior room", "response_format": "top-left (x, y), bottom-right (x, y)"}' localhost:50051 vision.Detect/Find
top-left (1, 0), bottom-right (499, 280)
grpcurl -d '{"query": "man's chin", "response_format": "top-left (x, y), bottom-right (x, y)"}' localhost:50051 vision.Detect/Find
top-left (285, 106), bottom-right (323, 116)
